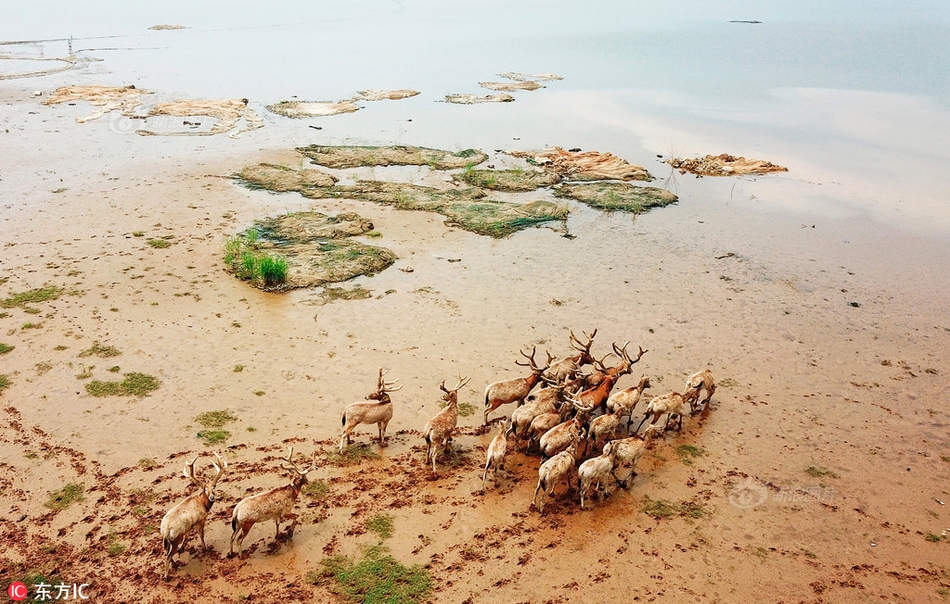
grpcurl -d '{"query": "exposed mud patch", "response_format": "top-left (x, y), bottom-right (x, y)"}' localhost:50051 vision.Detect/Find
top-left (508, 147), bottom-right (654, 181)
top-left (138, 98), bottom-right (264, 138)
top-left (479, 81), bottom-right (544, 92)
top-left (227, 211), bottom-right (395, 290)
top-left (453, 168), bottom-right (560, 192)
top-left (554, 182), bottom-right (678, 213)
top-left (266, 100), bottom-right (361, 118)
top-left (354, 89), bottom-right (420, 101)
top-left (239, 163), bottom-right (337, 192)
top-left (298, 145), bottom-right (487, 170)
top-left (667, 153), bottom-right (789, 176)
top-left (444, 92), bottom-right (514, 104)
top-left (497, 72), bottom-right (563, 82)
top-left (41, 85), bottom-right (152, 123)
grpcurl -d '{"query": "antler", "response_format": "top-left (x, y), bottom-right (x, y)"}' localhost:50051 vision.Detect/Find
top-left (613, 341), bottom-right (647, 365)
top-left (564, 388), bottom-right (595, 413)
top-left (208, 451), bottom-right (227, 489)
top-left (440, 373), bottom-right (471, 394)
top-left (515, 346), bottom-right (547, 373)
top-left (183, 455), bottom-right (203, 488)
top-left (591, 352), bottom-right (612, 373)
top-left (569, 328), bottom-right (597, 353)
top-left (280, 447), bottom-right (318, 476)
top-left (376, 367), bottom-right (403, 393)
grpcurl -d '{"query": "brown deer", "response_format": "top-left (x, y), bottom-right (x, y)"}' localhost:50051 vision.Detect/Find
top-left (159, 451), bottom-right (226, 579)
top-left (483, 347), bottom-right (547, 425)
top-left (422, 374), bottom-right (472, 473)
top-left (424, 374), bottom-right (471, 473)
top-left (229, 447), bottom-right (318, 556)
top-left (339, 367), bottom-right (402, 453)
top-left (543, 328), bottom-right (598, 383)
top-left (576, 342), bottom-right (647, 413)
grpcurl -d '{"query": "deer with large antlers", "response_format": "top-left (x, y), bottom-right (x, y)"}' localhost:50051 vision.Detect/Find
top-left (339, 368), bottom-right (402, 453)
top-left (159, 451), bottom-right (226, 579)
top-left (576, 342), bottom-right (647, 413)
top-left (538, 392), bottom-right (594, 460)
top-left (424, 374), bottom-right (471, 473)
top-left (543, 328), bottom-right (598, 383)
top-left (483, 346), bottom-right (548, 425)
top-left (229, 447), bottom-right (318, 556)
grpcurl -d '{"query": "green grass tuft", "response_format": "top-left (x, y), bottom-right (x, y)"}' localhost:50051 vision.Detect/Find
top-left (1, 285), bottom-right (63, 308)
top-left (328, 443), bottom-right (380, 467)
top-left (197, 430), bottom-right (231, 446)
top-left (317, 545), bottom-right (432, 604)
top-left (195, 409), bottom-right (238, 428)
top-left (642, 495), bottom-right (706, 519)
top-left (0, 343), bottom-right (13, 354)
top-left (85, 372), bottom-right (160, 397)
top-left (804, 466), bottom-right (839, 479)
top-left (0, 374), bottom-right (10, 393)
top-left (46, 483), bottom-right (84, 510)
top-left (78, 341), bottom-right (121, 358)
top-left (366, 513), bottom-right (395, 540)
top-left (675, 444), bottom-right (705, 465)
top-left (302, 479), bottom-right (330, 500)
top-left (147, 239), bottom-right (171, 249)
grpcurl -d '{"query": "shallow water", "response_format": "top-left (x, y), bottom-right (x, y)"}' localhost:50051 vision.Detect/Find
top-left (3, 1), bottom-right (949, 235)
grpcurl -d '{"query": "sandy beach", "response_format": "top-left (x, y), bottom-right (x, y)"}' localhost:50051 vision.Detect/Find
top-left (2, 3), bottom-right (950, 602)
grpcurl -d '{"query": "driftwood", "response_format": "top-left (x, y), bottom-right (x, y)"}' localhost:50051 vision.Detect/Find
top-left (667, 154), bottom-right (788, 176)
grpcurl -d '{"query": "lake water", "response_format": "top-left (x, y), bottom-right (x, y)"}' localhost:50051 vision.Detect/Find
top-left (2, 0), bottom-right (949, 238)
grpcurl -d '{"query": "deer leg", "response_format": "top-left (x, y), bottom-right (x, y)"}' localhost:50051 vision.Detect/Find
top-left (197, 518), bottom-right (208, 550)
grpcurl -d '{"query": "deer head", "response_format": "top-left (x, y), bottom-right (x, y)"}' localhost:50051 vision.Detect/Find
top-left (366, 367), bottom-right (402, 401)
top-left (569, 328), bottom-right (598, 365)
top-left (514, 346), bottom-right (547, 376)
top-left (440, 374), bottom-right (471, 406)
top-left (280, 447), bottom-right (318, 493)
top-left (183, 451), bottom-right (227, 504)
top-left (611, 341), bottom-right (648, 377)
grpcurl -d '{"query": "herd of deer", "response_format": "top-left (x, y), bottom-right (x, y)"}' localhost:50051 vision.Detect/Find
top-left (159, 329), bottom-right (715, 578)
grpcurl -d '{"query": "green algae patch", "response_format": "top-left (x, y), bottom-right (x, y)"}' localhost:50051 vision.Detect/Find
top-left (255, 211), bottom-right (376, 242)
top-left (554, 182), bottom-right (677, 213)
top-left (442, 199), bottom-right (569, 238)
top-left (226, 211), bottom-right (396, 291)
top-left (340, 181), bottom-right (486, 212)
top-left (453, 168), bottom-right (560, 192)
top-left (297, 145), bottom-right (487, 170)
top-left (239, 163), bottom-right (337, 192)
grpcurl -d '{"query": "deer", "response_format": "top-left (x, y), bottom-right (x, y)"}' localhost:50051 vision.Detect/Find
top-left (424, 374), bottom-right (471, 473)
top-left (576, 342), bottom-right (647, 413)
top-left (229, 447), bottom-right (318, 556)
top-left (159, 451), bottom-right (226, 579)
top-left (483, 346), bottom-right (548, 425)
top-left (588, 375), bottom-right (651, 444)
top-left (532, 435), bottom-right (579, 514)
top-left (481, 419), bottom-right (510, 489)
top-left (578, 441), bottom-right (617, 510)
top-left (683, 369), bottom-right (716, 413)
top-left (538, 393), bottom-right (594, 460)
top-left (507, 376), bottom-right (582, 446)
top-left (339, 367), bottom-right (402, 453)
top-left (637, 391), bottom-right (692, 434)
top-left (543, 328), bottom-right (598, 383)
top-left (610, 424), bottom-right (661, 488)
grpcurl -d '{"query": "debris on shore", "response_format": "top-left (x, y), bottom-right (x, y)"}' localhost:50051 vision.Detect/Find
top-left (667, 153), bottom-right (788, 176)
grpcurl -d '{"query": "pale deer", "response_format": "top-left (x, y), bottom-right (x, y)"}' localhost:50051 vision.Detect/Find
top-left (683, 369), bottom-right (715, 413)
top-left (532, 436), bottom-right (579, 513)
top-left (543, 328), bottom-right (598, 383)
top-left (229, 447), bottom-right (318, 556)
top-left (159, 451), bottom-right (226, 579)
top-left (481, 419), bottom-right (509, 489)
top-left (637, 391), bottom-right (691, 433)
top-left (339, 367), bottom-right (402, 453)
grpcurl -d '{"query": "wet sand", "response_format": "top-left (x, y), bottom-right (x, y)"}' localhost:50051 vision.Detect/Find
top-left (2, 5), bottom-right (950, 600)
